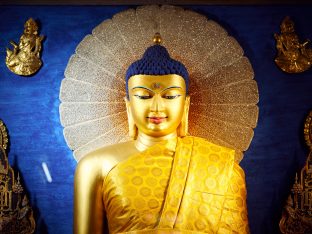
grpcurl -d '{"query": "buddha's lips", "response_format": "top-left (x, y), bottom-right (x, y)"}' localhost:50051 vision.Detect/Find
top-left (147, 116), bottom-right (167, 124)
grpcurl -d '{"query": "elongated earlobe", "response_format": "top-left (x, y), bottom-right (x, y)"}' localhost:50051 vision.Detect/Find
top-left (124, 97), bottom-right (138, 140)
top-left (178, 96), bottom-right (190, 137)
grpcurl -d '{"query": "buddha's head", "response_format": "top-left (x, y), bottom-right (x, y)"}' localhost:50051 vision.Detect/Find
top-left (125, 35), bottom-right (190, 139)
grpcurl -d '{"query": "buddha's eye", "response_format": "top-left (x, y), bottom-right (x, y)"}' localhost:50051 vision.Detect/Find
top-left (161, 88), bottom-right (183, 100)
top-left (163, 94), bottom-right (181, 100)
top-left (134, 94), bottom-right (152, 100)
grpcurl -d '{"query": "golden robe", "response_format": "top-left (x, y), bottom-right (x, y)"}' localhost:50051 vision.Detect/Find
top-left (104, 136), bottom-right (249, 233)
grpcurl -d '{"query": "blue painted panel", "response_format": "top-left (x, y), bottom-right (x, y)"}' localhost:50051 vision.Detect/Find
top-left (0, 5), bottom-right (312, 234)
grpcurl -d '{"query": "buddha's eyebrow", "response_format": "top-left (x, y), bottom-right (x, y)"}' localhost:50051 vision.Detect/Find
top-left (161, 86), bottom-right (182, 92)
top-left (131, 86), bottom-right (154, 93)
top-left (132, 86), bottom-right (181, 93)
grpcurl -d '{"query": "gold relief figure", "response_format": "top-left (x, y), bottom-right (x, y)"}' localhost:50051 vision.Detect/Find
top-left (274, 16), bottom-right (312, 73)
top-left (6, 18), bottom-right (44, 76)
top-left (280, 111), bottom-right (312, 234)
top-left (74, 35), bottom-right (250, 233)
top-left (0, 120), bottom-right (35, 234)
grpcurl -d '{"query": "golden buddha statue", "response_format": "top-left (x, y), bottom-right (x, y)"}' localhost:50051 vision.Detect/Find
top-left (74, 35), bottom-right (249, 233)
top-left (6, 18), bottom-right (44, 76)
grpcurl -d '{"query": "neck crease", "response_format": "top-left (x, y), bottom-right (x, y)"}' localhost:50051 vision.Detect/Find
top-left (135, 132), bottom-right (177, 152)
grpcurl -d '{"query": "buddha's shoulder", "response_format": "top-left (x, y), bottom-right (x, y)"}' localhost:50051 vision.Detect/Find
top-left (76, 141), bottom-right (139, 177)
top-left (187, 136), bottom-right (235, 159)
top-left (189, 136), bottom-right (234, 150)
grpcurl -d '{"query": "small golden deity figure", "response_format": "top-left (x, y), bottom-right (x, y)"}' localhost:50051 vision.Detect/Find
top-left (6, 18), bottom-right (44, 76)
top-left (0, 120), bottom-right (35, 234)
top-left (274, 16), bottom-right (312, 73)
top-left (280, 111), bottom-right (312, 234)
top-left (74, 35), bottom-right (249, 233)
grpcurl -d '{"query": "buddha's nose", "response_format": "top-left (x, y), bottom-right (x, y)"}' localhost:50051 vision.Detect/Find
top-left (151, 94), bottom-right (165, 112)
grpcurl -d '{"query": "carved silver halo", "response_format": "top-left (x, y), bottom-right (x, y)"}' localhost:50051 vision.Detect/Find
top-left (59, 5), bottom-right (259, 162)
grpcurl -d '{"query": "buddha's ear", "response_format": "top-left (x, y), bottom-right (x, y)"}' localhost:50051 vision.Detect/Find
top-left (178, 96), bottom-right (190, 137)
top-left (124, 97), bottom-right (137, 140)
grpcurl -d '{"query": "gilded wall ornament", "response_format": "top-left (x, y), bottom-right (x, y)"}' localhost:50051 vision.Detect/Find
top-left (6, 18), bottom-right (44, 76)
top-left (0, 120), bottom-right (35, 234)
top-left (274, 16), bottom-right (312, 73)
top-left (304, 111), bottom-right (312, 150)
top-left (279, 111), bottom-right (312, 234)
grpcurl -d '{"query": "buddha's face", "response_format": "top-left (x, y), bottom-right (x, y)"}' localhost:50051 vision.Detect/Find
top-left (127, 74), bottom-right (187, 137)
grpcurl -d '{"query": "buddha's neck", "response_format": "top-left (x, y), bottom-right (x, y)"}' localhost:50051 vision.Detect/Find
top-left (135, 131), bottom-right (177, 152)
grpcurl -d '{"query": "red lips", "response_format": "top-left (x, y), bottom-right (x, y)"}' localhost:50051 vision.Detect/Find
top-left (147, 116), bottom-right (167, 124)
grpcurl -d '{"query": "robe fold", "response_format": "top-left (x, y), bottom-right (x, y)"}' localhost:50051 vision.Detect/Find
top-left (103, 136), bottom-right (249, 234)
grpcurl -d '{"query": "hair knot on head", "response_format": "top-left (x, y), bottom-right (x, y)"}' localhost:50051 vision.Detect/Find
top-left (125, 34), bottom-right (189, 98)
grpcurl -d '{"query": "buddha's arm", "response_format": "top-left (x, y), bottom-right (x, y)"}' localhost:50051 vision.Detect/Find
top-left (74, 155), bottom-right (106, 234)
top-left (73, 142), bottom-right (138, 234)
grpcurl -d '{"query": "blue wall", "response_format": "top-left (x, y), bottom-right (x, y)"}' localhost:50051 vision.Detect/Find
top-left (0, 5), bottom-right (312, 234)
